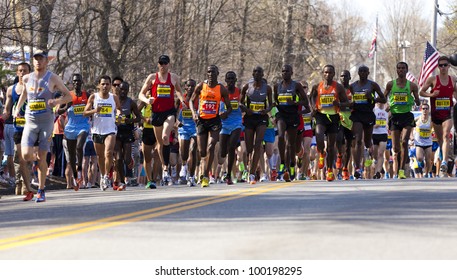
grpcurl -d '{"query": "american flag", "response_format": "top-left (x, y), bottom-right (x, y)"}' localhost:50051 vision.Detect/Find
top-left (418, 41), bottom-right (440, 87)
top-left (368, 19), bottom-right (377, 59)
top-left (406, 72), bottom-right (416, 83)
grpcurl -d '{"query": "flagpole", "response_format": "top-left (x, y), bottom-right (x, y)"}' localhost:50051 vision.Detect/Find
top-left (373, 16), bottom-right (378, 82)
top-left (431, 0), bottom-right (438, 48)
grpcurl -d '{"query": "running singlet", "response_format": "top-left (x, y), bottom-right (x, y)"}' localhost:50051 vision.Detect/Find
top-left (339, 88), bottom-right (352, 129)
top-left (414, 117), bottom-right (432, 146)
top-left (221, 87), bottom-right (242, 126)
top-left (91, 92), bottom-right (117, 135)
top-left (142, 104), bottom-right (154, 129)
top-left (117, 97), bottom-right (134, 132)
top-left (12, 83), bottom-right (27, 132)
top-left (67, 91), bottom-right (90, 128)
top-left (430, 76), bottom-right (454, 120)
top-left (276, 81), bottom-right (298, 115)
top-left (389, 80), bottom-right (414, 114)
top-left (198, 83), bottom-right (221, 119)
top-left (351, 80), bottom-right (375, 113)
top-left (316, 81), bottom-right (339, 115)
top-left (246, 79), bottom-right (268, 114)
top-left (373, 107), bottom-right (388, 135)
top-left (25, 71), bottom-right (54, 120)
top-left (151, 72), bottom-right (175, 113)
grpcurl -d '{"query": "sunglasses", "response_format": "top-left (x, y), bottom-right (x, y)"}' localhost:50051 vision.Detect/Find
top-left (439, 63), bottom-right (449, 68)
top-left (112, 83), bottom-right (121, 87)
top-left (159, 61), bottom-right (169, 65)
top-left (422, 107), bottom-right (429, 110)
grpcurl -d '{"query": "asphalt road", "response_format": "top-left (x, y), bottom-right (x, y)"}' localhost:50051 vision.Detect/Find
top-left (1, 178), bottom-right (457, 260)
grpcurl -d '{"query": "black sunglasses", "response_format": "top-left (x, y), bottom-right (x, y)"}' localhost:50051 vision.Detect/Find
top-left (422, 107), bottom-right (429, 110)
top-left (112, 83), bottom-right (121, 87)
top-left (439, 63), bottom-right (449, 67)
top-left (159, 61), bottom-right (169, 65)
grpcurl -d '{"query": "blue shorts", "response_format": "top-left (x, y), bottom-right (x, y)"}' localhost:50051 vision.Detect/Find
top-left (432, 141), bottom-right (439, 152)
top-left (263, 128), bottom-right (276, 143)
top-left (84, 140), bottom-right (96, 157)
top-left (220, 123), bottom-right (243, 135)
top-left (4, 124), bottom-right (15, 156)
top-left (179, 132), bottom-right (197, 141)
top-left (386, 139), bottom-right (392, 150)
top-left (65, 126), bottom-right (90, 140)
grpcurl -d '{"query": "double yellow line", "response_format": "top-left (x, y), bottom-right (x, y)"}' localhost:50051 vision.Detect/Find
top-left (0, 182), bottom-right (293, 251)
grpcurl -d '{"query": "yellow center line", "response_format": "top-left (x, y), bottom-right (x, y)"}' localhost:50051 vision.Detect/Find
top-left (0, 182), bottom-right (294, 251)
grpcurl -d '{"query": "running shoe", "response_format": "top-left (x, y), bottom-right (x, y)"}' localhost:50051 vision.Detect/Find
top-left (117, 183), bottom-right (126, 191)
top-left (226, 177), bottom-right (234, 185)
top-left (209, 176), bottom-right (216, 184)
top-left (342, 168), bottom-right (350, 180)
top-left (86, 182), bottom-right (92, 189)
top-left (326, 170), bottom-right (335, 182)
top-left (187, 177), bottom-right (196, 187)
top-left (259, 174), bottom-right (268, 182)
top-left (270, 169), bottom-right (278, 181)
top-left (318, 152), bottom-right (326, 169)
top-left (145, 181), bottom-right (157, 189)
top-left (75, 178), bottom-right (83, 191)
top-left (353, 169), bottom-right (362, 179)
top-left (249, 174), bottom-right (256, 185)
top-left (283, 170), bottom-right (290, 182)
top-left (35, 189), bottom-right (46, 203)
top-left (112, 181), bottom-right (119, 191)
top-left (290, 167), bottom-right (296, 181)
top-left (201, 177), bottom-right (209, 188)
top-left (23, 191), bottom-right (34, 201)
top-left (373, 172), bottom-right (381, 179)
top-left (336, 154), bottom-right (343, 169)
top-left (299, 173), bottom-right (307, 180)
top-left (398, 169), bottom-right (406, 179)
top-left (440, 161), bottom-right (448, 173)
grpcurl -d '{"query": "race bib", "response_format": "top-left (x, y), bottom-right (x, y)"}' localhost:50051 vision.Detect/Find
top-left (15, 117), bottom-right (26, 127)
top-left (278, 94), bottom-right (292, 105)
top-left (319, 94), bottom-right (334, 108)
top-left (393, 92), bottom-right (408, 105)
top-left (250, 101), bottom-right (265, 113)
top-left (157, 85), bottom-right (171, 98)
top-left (73, 104), bottom-right (85, 115)
top-left (419, 128), bottom-right (431, 139)
top-left (201, 100), bottom-right (217, 115)
top-left (353, 92), bottom-right (368, 104)
top-left (182, 109), bottom-right (193, 119)
top-left (376, 119), bottom-right (386, 127)
top-left (230, 100), bottom-right (239, 110)
top-left (98, 103), bottom-right (113, 117)
top-left (29, 98), bottom-right (46, 113)
top-left (435, 98), bottom-right (450, 110)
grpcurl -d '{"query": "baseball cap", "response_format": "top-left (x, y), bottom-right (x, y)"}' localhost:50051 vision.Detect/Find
top-left (158, 55), bottom-right (170, 64)
top-left (33, 49), bottom-right (48, 58)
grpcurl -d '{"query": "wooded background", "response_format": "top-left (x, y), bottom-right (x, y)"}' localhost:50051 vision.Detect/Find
top-left (1, 0), bottom-right (456, 94)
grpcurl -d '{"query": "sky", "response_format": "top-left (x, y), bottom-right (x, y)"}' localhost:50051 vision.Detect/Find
top-left (327, 0), bottom-right (455, 28)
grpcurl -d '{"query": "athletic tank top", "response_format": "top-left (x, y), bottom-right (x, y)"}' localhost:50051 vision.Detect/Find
top-left (25, 71), bottom-right (54, 120)
top-left (316, 81), bottom-right (339, 115)
top-left (117, 97), bottom-right (134, 131)
top-left (246, 79), bottom-right (268, 114)
top-left (351, 80), bottom-right (376, 112)
top-left (276, 81), bottom-right (298, 115)
top-left (12, 83), bottom-right (27, 132)
top-left (142, 104), bottom-right (154, 129)
top-left (91, 92), bottom-right (117, 135)
top-left (198, 83), bottom-right (221, 119)
top-left (373, 107), bottom-right (388, 135)
top-left (221, 87), bottom-right (242, 126)
top-left (151, 72), bottom-right (175, 113)
top-left (389, 80), bottom-right (414, 114)
top-left (414, 116), bottom-right (432, 146)
top-left (67, 91), bottom-right (90, 128)
top-left (431, 76), bottom-right (454, 120)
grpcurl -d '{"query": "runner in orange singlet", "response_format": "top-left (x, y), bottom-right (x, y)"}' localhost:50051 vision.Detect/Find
top-left (190, 65), bottom-right (232, 188)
